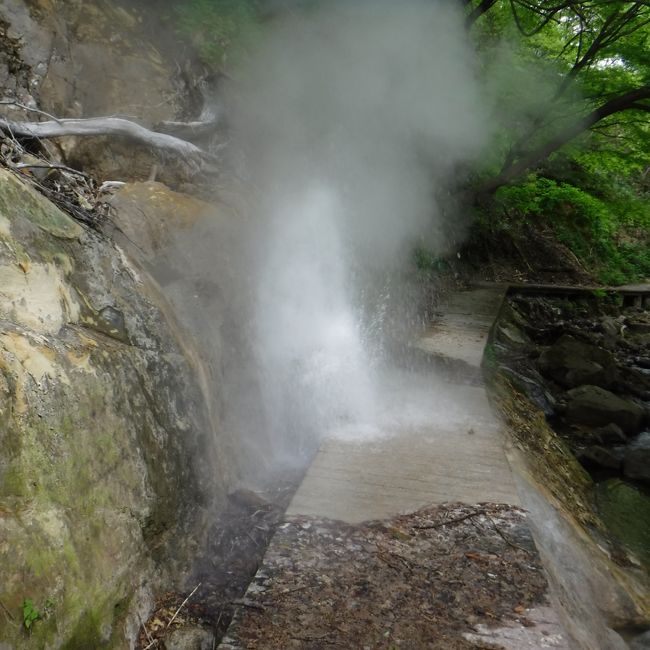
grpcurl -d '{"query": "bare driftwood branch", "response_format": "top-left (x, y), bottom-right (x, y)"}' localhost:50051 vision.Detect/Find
top-left (0, 116), bottom-right (217, 164)
top-left (0, 100), bottom-right (62, 122)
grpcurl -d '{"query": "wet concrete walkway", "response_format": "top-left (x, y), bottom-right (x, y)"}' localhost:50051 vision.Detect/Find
top-left (285, 285), bottom-right (520, 521)
top-left (222, 285), bottom-right (570, 648)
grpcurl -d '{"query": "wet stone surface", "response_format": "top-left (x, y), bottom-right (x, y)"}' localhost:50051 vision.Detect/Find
top-left (136, 478), bottom-right (301, 649)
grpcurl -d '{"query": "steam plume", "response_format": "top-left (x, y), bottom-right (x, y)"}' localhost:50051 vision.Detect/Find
top-left (225, 0), bottom-right (487, 463)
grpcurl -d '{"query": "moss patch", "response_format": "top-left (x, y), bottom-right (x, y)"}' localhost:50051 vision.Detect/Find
top-left (0, 169), bottom-right (83, 240)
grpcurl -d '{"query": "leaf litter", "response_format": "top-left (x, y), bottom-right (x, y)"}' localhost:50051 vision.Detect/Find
top-left (221, 502), bottom-right (553, 649)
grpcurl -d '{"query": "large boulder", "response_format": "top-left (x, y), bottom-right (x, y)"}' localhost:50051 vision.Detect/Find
top-left (564, 385), bottom-right (644, 435)
top-left (107, 182), bottom-right (274, 478)
top-left (576, 446), bottom-right (624, 471)
top-left (538, 334), bottom-right (618, 389)
top-left (0, 168), bottom-right (227, 648)
top-left (594, 423), bottom-right (627, 446)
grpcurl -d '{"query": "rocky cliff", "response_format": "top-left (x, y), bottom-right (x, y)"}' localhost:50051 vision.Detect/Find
top-left (0, 2), bottom-right (245, 647)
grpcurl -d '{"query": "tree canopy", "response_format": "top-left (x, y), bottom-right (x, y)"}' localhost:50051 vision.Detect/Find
top-left (170, 0), bottom-right (649, 282)
top-left (460, 0), bottom-right (649, 282)
top-left (467, 0), bottom-right (649, 191)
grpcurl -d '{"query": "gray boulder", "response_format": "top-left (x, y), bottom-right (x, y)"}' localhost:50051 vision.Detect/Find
top-left (624, 432), bottom-right (650, 484)
top-left (538, 334), bottom-right (618, 389)
top-left (166, 626), bottom-right (216, 650)
top-left (564, 385), bottom-right (644, 435)
top-left (576, 446), bottom-right (623, 470)
top-left (594, 423), bottom-right (628, 445)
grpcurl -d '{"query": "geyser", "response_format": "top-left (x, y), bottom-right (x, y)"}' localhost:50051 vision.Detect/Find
top-left (255, 183), bottom-right (376, 459)
top-left (226, 0), bottom-right (487, 464)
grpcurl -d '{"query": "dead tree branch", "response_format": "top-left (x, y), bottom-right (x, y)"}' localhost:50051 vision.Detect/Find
top-left (0, 116), bottom-right (218, 165)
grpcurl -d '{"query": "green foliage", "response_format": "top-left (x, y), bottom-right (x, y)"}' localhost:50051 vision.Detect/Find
top-left (20, 597), bottom-right (56, 633)
top-left (22, 598), bottom-right (41, 631)
top-left (490, 171), bottom-right (650, 283)
top-left (413, 247), bottom-right (448, 273)
top-left (173, 0), bottom-right (261, 70)
top-left (470, 0), bottom-right (650, 190)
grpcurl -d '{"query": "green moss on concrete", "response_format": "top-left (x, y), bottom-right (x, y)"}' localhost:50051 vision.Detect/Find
top-left (490, 372), bottom-right (598, 527)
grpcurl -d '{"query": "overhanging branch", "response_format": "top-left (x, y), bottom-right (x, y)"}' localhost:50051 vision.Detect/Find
top-left (478, 85), bottom-right (650, 194)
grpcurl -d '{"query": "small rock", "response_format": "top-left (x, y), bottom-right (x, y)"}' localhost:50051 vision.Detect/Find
top-left (599, 316), bottom-right (621, 338)
top-left (576, 445), bottom-right (623, 470)
top-left (564, 385), bottom-right (644, 435)
top-left (227, 489), bottom-right (271, 511)
top-left (97, 305), bottom-right (129, 342)
top-left (594, 423), bottom-right (628, 445)
top-left (165, 625), bottom-right (215, 650)
top-left (497, 323), bottom-right (529, 346)
top-left (624, 432), bottom-right (650, 484)
top-left (629, 322), bottom-right (650, 335)
top-left (629, 629), bottom-right (650, 650)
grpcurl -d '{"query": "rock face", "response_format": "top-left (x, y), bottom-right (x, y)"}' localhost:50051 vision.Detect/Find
top-left (538, 334), bottom-right (618, 389)
top-left (564, 385), bottom-right (644, 435)
top-left (107, 182), bottom-right (274, 479)
top-left (0, 0), bottom-right (201, 185)
top-left (0, 168), bottom-right (225, 648)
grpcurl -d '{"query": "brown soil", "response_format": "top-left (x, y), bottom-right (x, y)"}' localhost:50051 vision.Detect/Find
top-left (461, 223), bottom-right (594, 286)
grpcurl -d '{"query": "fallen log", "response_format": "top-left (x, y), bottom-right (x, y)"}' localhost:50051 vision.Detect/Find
top-left (0, 116), bottom-right (217, 164)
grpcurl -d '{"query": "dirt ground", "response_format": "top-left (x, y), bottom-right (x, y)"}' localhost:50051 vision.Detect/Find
top-left (461, 223), bottom-right (594, 286)
top-left (221, 503), bottom-right (552, 650)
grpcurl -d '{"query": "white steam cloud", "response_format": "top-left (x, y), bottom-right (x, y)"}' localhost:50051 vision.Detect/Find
top-left (226, 0), bottom-right (487, 464)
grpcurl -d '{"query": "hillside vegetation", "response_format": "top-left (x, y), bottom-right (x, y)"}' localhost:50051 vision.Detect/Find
top-left (171, 0), bottom-right (649, 284)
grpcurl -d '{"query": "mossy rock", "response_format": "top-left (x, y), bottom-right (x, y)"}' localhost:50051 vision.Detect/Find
top-left (0, 155), bottom-right (224, 648)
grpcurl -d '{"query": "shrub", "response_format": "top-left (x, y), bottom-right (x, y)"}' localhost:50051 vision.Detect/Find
top-left (491, 175), bottom-right (649, 283)
top-left (174, 0), bottom-right (261, 70)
